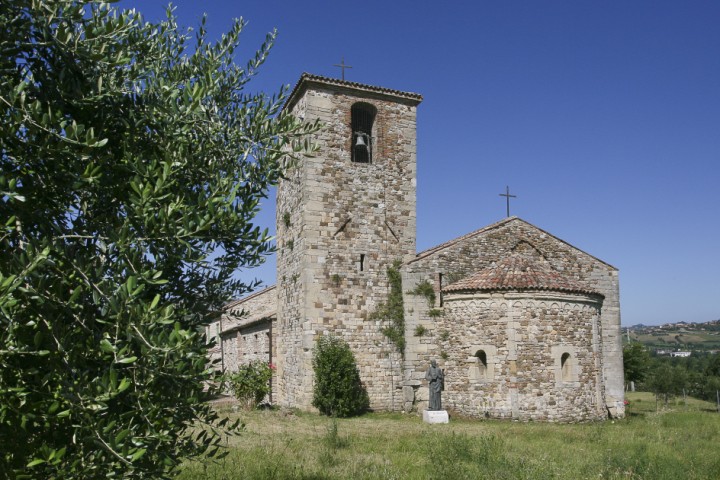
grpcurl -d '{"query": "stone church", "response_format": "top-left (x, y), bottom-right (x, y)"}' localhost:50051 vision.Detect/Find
top-left (207, 73), bottom-right (625, 422)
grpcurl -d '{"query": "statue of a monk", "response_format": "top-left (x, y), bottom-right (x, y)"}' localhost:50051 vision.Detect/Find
top-left (425, 359), bottom-right (444, 411)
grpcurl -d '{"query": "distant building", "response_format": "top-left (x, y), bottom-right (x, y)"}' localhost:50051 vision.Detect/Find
top-left (670, 351), bottom-right (691, 358)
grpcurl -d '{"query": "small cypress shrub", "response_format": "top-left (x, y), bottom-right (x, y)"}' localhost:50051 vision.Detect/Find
top-left (312, 336), bottom-right (370, 417)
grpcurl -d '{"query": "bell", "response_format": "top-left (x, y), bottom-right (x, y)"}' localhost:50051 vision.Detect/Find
top-left (354, 134), bottom-right (368, 149)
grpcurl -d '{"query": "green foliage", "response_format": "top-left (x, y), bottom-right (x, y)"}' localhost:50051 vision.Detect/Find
top-left (424, 433), bottom-right (503, 480)
top-left (0, 1), bottom-right (316, 477)
top-left (427, 308), bottom-right (443, 318)
top-left (440, 351), bottom-right (449, 360)
top-left (631, 351), bottom-right (720, 404)
top-left (623, 342), bottom-right (652, 385)
top-left (179, 399), bottom-right (720, 480)
top-left (414, 325), bottom-right (428, 337)
top-left (411, 279), bottom-right (436, 308)
top-left (439, 330), bottom-right (450, 342)
top-left (371, 261), bottom-right (405, 353)
top-left (282, 211), bottom-right (291, 228)
top-left (646, 363), bottom-right (689, 406)
top-left (225, 361), bottom-right (274, 410)
top-left (318, 418), bottom-right (349, 467)
top-left (312, 336), bottom-right (369, 417)
top-left (286, 238), bottom-right (294, 251)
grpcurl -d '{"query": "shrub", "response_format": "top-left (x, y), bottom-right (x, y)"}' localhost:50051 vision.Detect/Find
top-left (414, 325), bottom-right (428, 337)
top-left (226, 361), bottom-right (274, 410)
top-left (312, 336), bottom-right (369, 417)
top-left (412, 279), bottom-right (436, 307)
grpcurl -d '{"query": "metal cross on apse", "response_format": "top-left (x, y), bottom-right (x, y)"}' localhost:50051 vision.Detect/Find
top-left (499, 186), bottom-right (517, 217)
top-left (333, 57), bottom-right (353, 81)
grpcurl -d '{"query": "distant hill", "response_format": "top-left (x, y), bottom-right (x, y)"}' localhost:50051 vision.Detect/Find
top-left (624, 319), bottom-right (720, 353)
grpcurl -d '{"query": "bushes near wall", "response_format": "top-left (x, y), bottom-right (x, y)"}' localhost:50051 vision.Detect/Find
top-left (226, 361), bottom-right (274, 410)
top-left (312, 336), bottom-right (369, 417)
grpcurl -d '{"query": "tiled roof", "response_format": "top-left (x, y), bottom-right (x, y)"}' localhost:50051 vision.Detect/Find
top-left (284, 73), bottom-right (423, 111)
top-left (443, 254), bottom-right (602, 297)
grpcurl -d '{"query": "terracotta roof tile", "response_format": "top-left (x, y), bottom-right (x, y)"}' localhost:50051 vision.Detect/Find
top-left (443, 254), bottom-right (601, 297)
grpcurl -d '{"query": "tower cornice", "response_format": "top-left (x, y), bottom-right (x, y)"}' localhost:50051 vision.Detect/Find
top-left (283, 73), bottom-right (423, 112)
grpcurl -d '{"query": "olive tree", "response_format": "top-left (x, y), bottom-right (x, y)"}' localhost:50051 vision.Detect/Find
top-left (0, 1), bottom-right (316, 477)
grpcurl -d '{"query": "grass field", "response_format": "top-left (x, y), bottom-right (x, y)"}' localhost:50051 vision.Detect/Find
top-left (179, 392), bottom-right (720, 479)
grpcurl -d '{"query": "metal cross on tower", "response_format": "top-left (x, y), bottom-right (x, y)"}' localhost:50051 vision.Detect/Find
top-left (499, 185), bottom-right (517, 217)
top-left (333, 57), bottom-right (353, 81)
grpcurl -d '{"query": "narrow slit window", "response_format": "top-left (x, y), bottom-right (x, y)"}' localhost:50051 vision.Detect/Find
top-left (351, 102), bottom-right (376, 163)
top-left (359, 254), bottom-right (365, 272)
top-left (561, 352), bottom-right (571, 381)
top-left (438, 273), bottom-right (444, 307)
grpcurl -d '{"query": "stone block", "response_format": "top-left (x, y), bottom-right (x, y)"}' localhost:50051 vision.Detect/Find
top-left (416, 386), bottom-right (429, 401)
top-left (402, 386), bottom-right (415, 402)
top-left (423, 410), bottom-right (449, 424)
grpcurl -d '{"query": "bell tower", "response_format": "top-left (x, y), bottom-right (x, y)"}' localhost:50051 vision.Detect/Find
top-left (275, 74), bottom-right (422, 410)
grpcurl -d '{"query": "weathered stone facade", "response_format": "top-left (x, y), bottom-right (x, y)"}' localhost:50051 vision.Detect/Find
top-left (273, 75), bottom-right (421, 411)
top-left (207, 74), bottom-right (625, 421)
top-left (439, 292), bottom-right (605, 422)
top-left (207, 286), bottom-right (277, 400)
top-left (401, 220), bottom-right (624, 418)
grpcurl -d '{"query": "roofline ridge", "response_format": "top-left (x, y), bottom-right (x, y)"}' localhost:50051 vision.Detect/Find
top-left (223, 284), bottom-right (277, 310)
top-left (408, 216), bottom-right (519, 264)
top-left (407, 216), bottom-right (617, 271)
top-left (283, 72), bottom-right (423, 112)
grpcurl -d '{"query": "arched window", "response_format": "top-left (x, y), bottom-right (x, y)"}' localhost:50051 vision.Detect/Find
top-left (561, 352), bottom-right (571, 382)
top-left (468, 346), bottom-right (495, 382)
top-left (475, 350), bottom-right (487, 367)
top-left (475, 350), bottom-right (488, 377)
top-left (351, 102), bottom-right (376, 163)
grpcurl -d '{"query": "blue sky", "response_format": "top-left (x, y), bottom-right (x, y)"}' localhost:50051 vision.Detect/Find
top-left (120, 1), bottom-right (720, 326)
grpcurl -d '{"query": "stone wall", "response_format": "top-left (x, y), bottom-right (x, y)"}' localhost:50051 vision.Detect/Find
top-left (276, 76), bottom-right (421, 410)
top-left (433, 291), bottom-right (606, 422)
top-left (206, 286), bottom-right (278, 398)
top-left (401, 217), bottom-right (624, 417)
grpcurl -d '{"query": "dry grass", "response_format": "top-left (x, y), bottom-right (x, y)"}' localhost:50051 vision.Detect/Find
top-left (179, 393), bottom-right (720, 479)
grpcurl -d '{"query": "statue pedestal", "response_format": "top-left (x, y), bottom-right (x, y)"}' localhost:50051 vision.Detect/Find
top-left (423, 410), bottom-right (449, 424)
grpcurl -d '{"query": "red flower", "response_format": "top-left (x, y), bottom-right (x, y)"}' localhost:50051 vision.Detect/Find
top-left (269, 362), bottom-right (276, 370)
